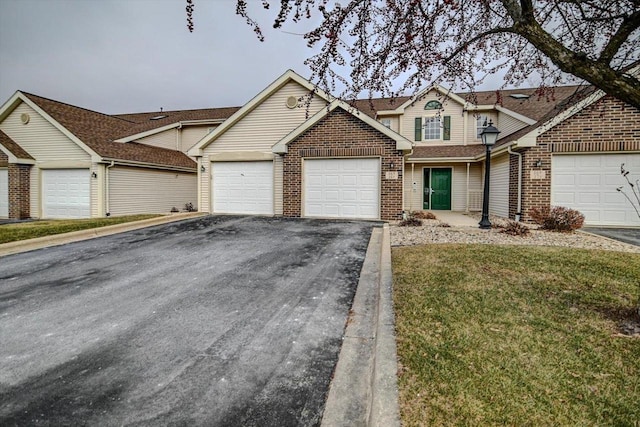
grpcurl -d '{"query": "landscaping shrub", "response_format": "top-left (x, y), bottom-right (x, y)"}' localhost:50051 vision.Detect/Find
top-left (399, 217), bottom-right (422, 227)
top-left (412, 211), bottom-right (437, 220)
top-left (529, 206), bottom-right (585, 232)
top-left (499, 219), bottom-right (530, 236)
top-left (399, 211), bottom-right (423, 227)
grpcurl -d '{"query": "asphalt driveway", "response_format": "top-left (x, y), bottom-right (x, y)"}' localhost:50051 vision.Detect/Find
top-left (584, 227), bottom-right (640, 246)
top-left (0, 216), bottom-right (378, 426)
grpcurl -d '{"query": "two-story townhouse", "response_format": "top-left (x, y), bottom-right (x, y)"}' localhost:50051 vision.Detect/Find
top-left (3, 69), bottom-right (637, 225)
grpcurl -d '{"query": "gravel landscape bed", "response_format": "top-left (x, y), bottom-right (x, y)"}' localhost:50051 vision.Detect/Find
top-left (390, 219), bottom-right (640, 253)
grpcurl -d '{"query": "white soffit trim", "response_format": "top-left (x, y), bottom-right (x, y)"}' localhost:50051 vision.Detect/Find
top-left (406, 157), bottom-right (478, 163)
top-left (187, 69), bottom-right (333, 157)
top-left (272, 100), bottom-right (413, 154)
top-left (4, 92), bottom-right (102, 162)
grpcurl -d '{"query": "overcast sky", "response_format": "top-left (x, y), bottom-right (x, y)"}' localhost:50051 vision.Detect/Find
top-left (0, 0), bottom-right (517, 116)
top-left (0, 0), bottom-right (324, 114)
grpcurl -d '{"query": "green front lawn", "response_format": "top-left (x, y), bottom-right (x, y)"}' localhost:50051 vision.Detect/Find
top-left (0, 215), bottom-right (162, 244)
top-left (393, 244), bottom-right (640, 426)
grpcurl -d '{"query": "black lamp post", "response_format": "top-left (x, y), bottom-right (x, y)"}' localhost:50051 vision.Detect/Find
top-left (479, 121), bottom-right (501, 229)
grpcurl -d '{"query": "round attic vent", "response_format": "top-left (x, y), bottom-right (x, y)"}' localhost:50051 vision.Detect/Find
top-left (20, 113), bottom-right (30, 124)
top-left (285, 96), bottom-right (298, 109)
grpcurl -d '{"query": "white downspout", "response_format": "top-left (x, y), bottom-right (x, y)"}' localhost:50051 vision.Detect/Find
top-left (105, 160), bottom-right (115, 216)
top-left (507, 146), bottom-right (522, 221)
top-left (466, 162), bottom-right (470, 212)
top-left (197, 157), bottom-right (202, 211)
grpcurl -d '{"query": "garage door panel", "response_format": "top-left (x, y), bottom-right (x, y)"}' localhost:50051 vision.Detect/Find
top-left (304, 158), bottom-right (380, 219)
top-left (1, 169), bottom-right (8, 217)
top-left (551, 153), bottom-right (640, 226)
top-left (212, 161), bottom-right (274, 215)
top-left (42, 169), bottom-right (90, 219)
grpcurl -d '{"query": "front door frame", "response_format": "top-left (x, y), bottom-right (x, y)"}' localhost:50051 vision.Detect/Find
top-left (422, 167), bottom-right (452, 210)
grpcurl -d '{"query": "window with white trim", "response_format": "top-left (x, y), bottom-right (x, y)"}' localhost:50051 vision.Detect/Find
top-left (380, 118), bottom-right (391, 128)
top-left (423, 116), bottom-right (441, 140)
top-left (476, 115), bottom-right (489, 138)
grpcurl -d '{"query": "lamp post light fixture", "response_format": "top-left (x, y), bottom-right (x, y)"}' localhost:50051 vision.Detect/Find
top-left (479, 120), bottom-right (501, 229)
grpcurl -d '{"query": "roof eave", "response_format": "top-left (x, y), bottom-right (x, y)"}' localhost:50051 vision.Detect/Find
top-left (188, 70), bottom-right (334, 156)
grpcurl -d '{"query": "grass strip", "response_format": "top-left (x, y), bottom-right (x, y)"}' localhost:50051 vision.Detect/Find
top-left (393, 244), bottom-right (640, 426)
top-left (0, 215), bottom-right (162, 244)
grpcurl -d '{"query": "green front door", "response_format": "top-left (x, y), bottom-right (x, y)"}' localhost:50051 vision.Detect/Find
top-left (423, 168), bottom-right (452, 210)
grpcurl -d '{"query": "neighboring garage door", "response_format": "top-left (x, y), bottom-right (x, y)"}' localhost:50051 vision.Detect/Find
top-left (42, 169), bottom-right (90, 218)
top-left (489, 154), bottom-right (510, 217)
top-left (552, 153), bottom-right (640, 226)
top-left (0, 168), bottom-right (8, 217)
top-left (212, 161), bottom-right (274, 215)
top-left (304, 158), bottom-right (380, 219)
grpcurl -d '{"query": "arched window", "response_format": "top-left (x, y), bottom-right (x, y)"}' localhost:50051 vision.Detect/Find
top-left (424, 100), bottom-right (442, 110)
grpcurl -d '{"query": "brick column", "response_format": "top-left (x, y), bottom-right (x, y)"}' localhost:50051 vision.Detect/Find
top-left (8, 164), bottom-right (31, 219)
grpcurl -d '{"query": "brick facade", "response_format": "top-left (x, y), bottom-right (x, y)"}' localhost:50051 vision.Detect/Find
top-left (282, 109), bottom-right (404, 221)
top-left (516, 95), bottom-right (640, 222)
top-left (8, 163), bottom-right (31, 219)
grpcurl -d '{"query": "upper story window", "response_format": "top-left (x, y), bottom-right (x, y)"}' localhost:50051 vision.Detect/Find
top-left (380, 118), bottom-right (391, 128)
top-left (476, 115), bottom-right (490, 138)
top-left (423, 117), bottom-right (441, 140)
top-left (424, 100), bottom-right (442, 110)
top-left (414, 115), bottom-right (451, 141)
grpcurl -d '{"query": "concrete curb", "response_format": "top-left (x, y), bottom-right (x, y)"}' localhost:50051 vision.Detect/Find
top-left (0, 212), bottom-right (206, 257)
top-left (321, 224), bottom-right (400, 427)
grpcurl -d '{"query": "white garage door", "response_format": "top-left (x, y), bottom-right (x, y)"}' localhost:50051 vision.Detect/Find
top-left (212, 161), bottom-right (274, 215)
top-left (0, 168), bottom-right (8, 217)
top-left (489, 154), bottom-right (510, 217)
top-left (552, 153), bottom-right (640, 226)
top-left (304, 158), bottom-right (380, 219)
top-left (42, 169), bottom-right (90, 219)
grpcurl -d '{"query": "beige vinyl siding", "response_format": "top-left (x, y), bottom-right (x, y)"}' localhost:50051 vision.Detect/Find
top-left (468, 111), bottom-right (498, 144)
top-left (467, 163), bottom-right (484, 211)
top-left (451, 165), bottom-right (471, 211)
top-left (0, 102), bottom-right (90, 161)
top-left (274, 155), bottom-right (284, 215)
top-left (403, 164), bottom-right (423, 212)
top-left (489, 154), bottom-right (510, 217)
top-left (90, 163), bottom-right (101, 218)
top-left (203, 81), bottom-right (327, 154)
top-left (109, 166), bottom-right (197, 215)
top-left (401, 91), bottom-right (464, 144)
top-left (135, 128), bottom-right (178, 151)
top-left (497, 112), bottom-right (529, 138)
top-left (404, 163), bottom-right (484, 212)
top-left (200, 154), bottom-right (211, 213)
top-left (182, 125), bottom-right (216, 153)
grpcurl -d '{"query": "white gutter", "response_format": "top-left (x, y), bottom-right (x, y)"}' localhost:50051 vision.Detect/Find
top-left (466, 162), bottom-right (470, 212)
top-left (99, 158), bottom-right (196, 173)
top-left (105, 161), bottom-right (115, 216)
top-left (507, 145), bottom-right (523, 221)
